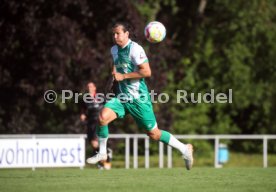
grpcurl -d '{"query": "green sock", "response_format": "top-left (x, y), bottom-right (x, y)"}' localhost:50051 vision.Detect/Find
top-left (160, 130), bottom-right (171, 144)
top-left (96, 125), bottom-right (109, 138)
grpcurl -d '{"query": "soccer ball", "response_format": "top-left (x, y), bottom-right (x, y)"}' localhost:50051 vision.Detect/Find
top-left (144, 21), bottom-right (166, 43)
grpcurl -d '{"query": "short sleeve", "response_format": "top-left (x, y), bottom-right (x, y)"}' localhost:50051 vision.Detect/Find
top-left (110, 46), bottom-right (118, 62)
top-left (131, 43), bottom-right (149, 65)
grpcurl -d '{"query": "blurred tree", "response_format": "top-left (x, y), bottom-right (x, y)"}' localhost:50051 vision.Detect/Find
top-left (0, 0), bottom-right (143, 133)
top-left (139, 0), bottom-right (276, 152)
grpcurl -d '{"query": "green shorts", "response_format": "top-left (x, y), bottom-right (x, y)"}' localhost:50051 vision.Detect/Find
top-left (104, 97), bottom-right (157, 131)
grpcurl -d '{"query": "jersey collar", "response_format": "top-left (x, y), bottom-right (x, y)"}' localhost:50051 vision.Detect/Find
top-left (120, 39), bottom-right (131, 49)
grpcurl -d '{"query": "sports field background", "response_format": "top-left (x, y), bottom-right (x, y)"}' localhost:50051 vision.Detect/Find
top-left (1, 152), bottom-right (276, 192)
top-left (1, 168), bottom-right (275, 192)
top-left (1, 1), bottom-right (276, 191)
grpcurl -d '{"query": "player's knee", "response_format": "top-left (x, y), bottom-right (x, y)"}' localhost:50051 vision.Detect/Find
top-left (147, 132), bottom-right (160, 141)
top-left (98, 114), bottom-right (105, 125)
top-left (91, 140), bottom-right (98, 149)
top-left (147, 128), bottom-right (161, 141)
top-left (98, 112), bottom-right (108, 125)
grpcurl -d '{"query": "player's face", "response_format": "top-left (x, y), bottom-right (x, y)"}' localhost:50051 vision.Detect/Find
top-left (87, 83), bottom-right (96, 94)
top-left (112, 25), bottom-right (129, 47)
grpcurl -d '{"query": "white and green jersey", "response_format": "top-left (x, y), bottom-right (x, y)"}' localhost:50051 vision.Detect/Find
top-left (111, 39), bottom-right (150, 100)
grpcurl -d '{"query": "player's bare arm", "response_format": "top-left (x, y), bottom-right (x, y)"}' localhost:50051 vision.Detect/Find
top-left (113, 62), bottom-right (151, 81)
top-left (112, 65), bottom-right (116, 74)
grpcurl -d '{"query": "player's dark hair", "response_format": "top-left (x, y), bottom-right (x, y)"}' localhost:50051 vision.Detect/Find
top-left (112, 22), bottom-right (137, 40)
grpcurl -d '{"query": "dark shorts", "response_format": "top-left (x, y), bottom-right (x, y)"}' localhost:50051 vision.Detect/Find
top-left (87, 121), bottom-right (97, 141)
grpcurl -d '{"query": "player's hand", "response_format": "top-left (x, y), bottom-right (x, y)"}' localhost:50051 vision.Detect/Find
top-left (80, 114), bottom-right (86, 121)
top-left (113, 72), bottom-right (125, 82)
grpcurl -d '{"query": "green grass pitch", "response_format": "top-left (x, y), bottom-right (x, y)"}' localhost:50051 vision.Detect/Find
top-left (1, 167), bottom-right (276, 192)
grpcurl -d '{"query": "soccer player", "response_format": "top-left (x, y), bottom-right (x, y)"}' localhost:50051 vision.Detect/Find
top-left (80, 82), bottom-right (112, 169)
top-left (86, 22), bottom-right (193, 170)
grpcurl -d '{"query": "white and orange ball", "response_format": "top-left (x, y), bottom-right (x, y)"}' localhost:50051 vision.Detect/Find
top-left (144, 21), bottom-right (166, 43)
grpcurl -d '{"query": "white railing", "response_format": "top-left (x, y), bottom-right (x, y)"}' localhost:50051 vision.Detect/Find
top-left (1, 134), bottom-right (276, 169)
top-left (108, 134), bottom-right (276, 169)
